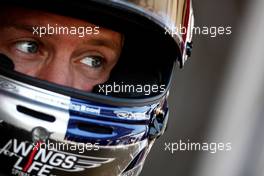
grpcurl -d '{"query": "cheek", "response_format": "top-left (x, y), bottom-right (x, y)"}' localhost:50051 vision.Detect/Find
top-left (0, 43), bottom-right (40, 74)
top-left (6, 56), bottom-right (42, 76)
top-left (81, 84), bottom-right (95, 92)
top-left (16, 67), bottom-right (41, 77)
top-left (76, 72), bottom-right (110, 92)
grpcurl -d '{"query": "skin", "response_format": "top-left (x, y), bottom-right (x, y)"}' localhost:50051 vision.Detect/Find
top-left (0, 7), bottom-right (123, 91)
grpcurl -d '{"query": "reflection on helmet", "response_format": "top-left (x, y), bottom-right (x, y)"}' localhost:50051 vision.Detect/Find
top-left (0, 0), bottom-right (194, 175)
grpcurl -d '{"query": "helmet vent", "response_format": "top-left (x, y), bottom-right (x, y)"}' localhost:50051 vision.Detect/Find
top-left (17, 105), bottom-right (56, 122)
top-left (77, 123), bottom-right (113, 134)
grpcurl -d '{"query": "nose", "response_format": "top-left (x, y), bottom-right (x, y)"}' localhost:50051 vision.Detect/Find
top-left (37, 56), bottom-right (73, 87)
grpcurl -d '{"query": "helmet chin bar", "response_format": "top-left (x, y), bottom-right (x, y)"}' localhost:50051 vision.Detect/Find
top-left (0, 54), bottom-right (170, 176)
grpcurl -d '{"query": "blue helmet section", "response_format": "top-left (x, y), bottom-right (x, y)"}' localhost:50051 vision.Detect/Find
top-left (66, 98), bottom-right (159, 145)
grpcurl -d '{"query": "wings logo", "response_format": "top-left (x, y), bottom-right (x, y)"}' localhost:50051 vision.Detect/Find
top-left (0, 139), bottom-right (115, 176)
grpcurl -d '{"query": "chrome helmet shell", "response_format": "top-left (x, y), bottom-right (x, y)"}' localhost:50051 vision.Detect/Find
top-left (0, 0), bottom-right (194, 175)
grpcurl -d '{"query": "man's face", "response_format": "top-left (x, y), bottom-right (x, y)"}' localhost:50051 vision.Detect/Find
top-left (0, 7), bottom-right (123, 91)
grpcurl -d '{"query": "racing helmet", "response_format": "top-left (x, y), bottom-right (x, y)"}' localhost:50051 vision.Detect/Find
top-left (0, 0), bottom-right (194, 176)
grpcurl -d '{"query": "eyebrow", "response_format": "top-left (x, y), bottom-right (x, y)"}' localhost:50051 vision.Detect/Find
top-left (1, 22), bottom-right (122, 51)
top-left (84, 38), bottom-right (121, 51)
top-left (1, 23), bottom-right (35, 33)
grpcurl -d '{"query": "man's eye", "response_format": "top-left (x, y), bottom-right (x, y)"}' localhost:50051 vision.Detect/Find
top-left (15, 41), bottom-right (39, 54)
top-left (80, 56), bottom-right (103, 68)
